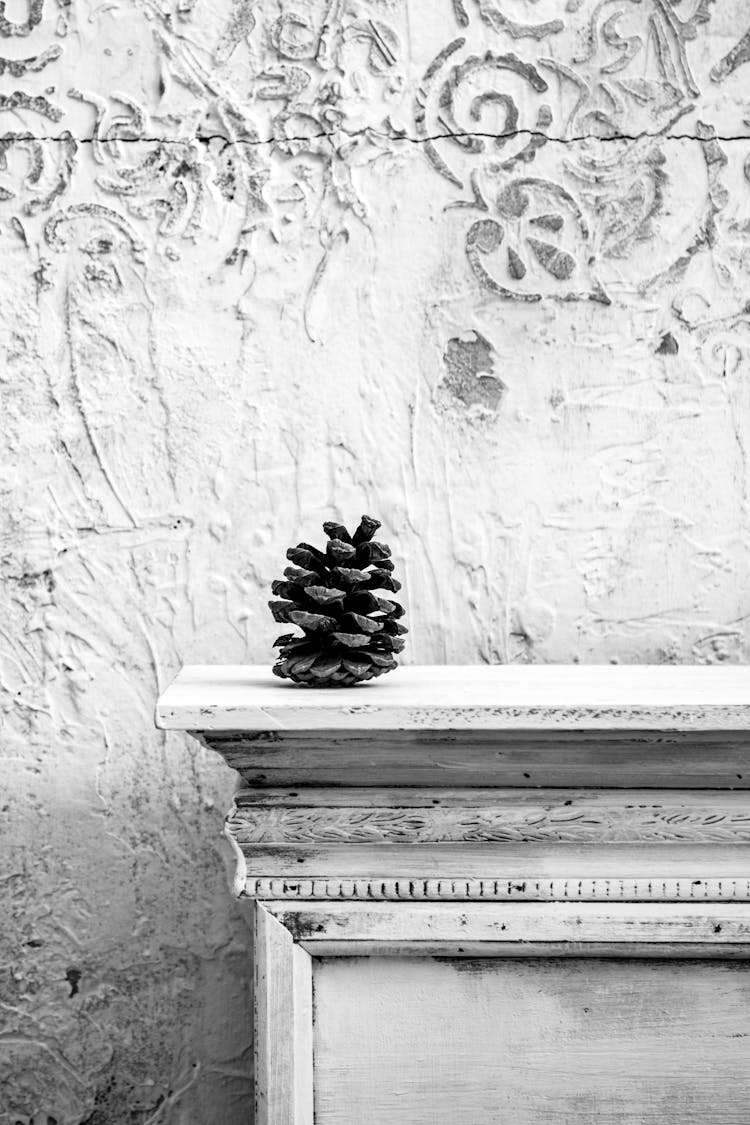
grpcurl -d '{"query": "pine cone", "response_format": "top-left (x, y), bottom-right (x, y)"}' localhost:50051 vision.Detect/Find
top-left (269, 515), bottom-right (408, 686)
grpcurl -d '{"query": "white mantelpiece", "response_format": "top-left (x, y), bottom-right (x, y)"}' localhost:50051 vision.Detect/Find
top-left (156, 665), bottom-right (750, 1125)
top-left (156, 664), bottom-right (750, 900)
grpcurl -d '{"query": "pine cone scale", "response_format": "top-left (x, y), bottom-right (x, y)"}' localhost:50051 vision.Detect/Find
top-left (331, 631), bottom-right (371, 647)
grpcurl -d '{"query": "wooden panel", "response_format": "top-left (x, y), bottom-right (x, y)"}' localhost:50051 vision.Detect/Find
top-left (313, 956), bottom-right (750, 1125)
top-left (292, 943), bottom-right (313, 1124)
top-left (253, 905), bottom-right (313, 1125)
top-left (269, 900), bottom-right (750, 949)
top-left (155, 664), bottom-right (750, 732)
top-left (208, 730), bottom-right (750, 789)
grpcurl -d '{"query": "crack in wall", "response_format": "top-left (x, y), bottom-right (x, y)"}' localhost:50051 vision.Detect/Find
top-left (3, 128), bottom-right (750, 146)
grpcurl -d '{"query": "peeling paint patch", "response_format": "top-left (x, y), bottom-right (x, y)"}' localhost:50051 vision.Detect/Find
top-left (656, 331), bottom-right (679, 355)
top-left (440, 331), bottom-right (504, 410)
top-left (64, 966), bottom-right (81, 997)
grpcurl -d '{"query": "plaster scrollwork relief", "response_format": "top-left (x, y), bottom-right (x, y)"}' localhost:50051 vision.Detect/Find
top-left (41, 204), bottom-right (177, 525)
top-left (710, 24), bottom-right (750, 84)
top-left (2, 0), bottom-right (749, 318)
top-left (474, 0), bottom-right (565, 41)
top-left (0, 0), bottom-right (45, 38)
top-left (0, 130), bottom-right (76, 216)
top-left (0, 1), bottom-right (76, 219)
top-left (0, 0), bottom-right (406, 271)
top-left (414, 43), bottom-right (554, 189)
top-left (466, 179), bottom-right (609, 304)
top-left (412, 0), bottom-right (749, 307)
top-left (66, 90), bottom-right (209, 239)
top-left (412, 32), bottom-right (608, 302)
top-left (255, 1), bottom-right (406, 236)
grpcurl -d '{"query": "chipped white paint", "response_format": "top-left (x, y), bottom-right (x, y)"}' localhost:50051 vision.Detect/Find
top-left (5, 0), bottom-right (750, 1120)
top-left (156, 664), bottom-right (750, 730)
top-left (314, 955), bottom-right (750, 1125)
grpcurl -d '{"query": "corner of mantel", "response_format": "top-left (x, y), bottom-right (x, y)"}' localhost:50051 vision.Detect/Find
top-left (157, 664), bottom-right (750, 904)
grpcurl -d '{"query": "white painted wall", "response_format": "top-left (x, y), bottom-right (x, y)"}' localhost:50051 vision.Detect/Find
top-left (2, 0), bottom-right (750, 1120)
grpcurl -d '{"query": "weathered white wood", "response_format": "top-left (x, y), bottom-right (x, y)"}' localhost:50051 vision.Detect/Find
top-left (253, 903), bottom-right (314, 1125)
top-left (313, 956), bottom-right (750, 1125)
top-left (292, 944), bottom-right (313, 1125)
top-left (267, 901), bottom-right (750, 948)
top-left (229, 789), bottom-right (750, 900)
top-left (236, 842), bottom-right (750, 882)
top-left (155, 664), bottom-right (750, 732)
top-left (230, 790), bottom-right (750, 905)
top-left (254, 904), bottom-right (294, 1125)
top-left (205, 728), bottom-right (750, 789)
top-left (234, 786), bottom-right (750, 812)
top-left (255, 901), bottom-right (750, 1118)
top-left (182, 661), bottom-right (750, 1120)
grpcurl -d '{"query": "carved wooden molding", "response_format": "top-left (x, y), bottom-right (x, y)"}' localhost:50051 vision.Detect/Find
top-left (227, 787), bottom-right (750, 901)
top-left (156, 665), bottom-right (750, 905)
top-left (245, 876), bottom-right (750, 902)
top-left (229, 789), bottom-right (750, 844)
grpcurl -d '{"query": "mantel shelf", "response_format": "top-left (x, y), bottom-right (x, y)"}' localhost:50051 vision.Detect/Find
top-left (156, 664), bottom-right (750, 733)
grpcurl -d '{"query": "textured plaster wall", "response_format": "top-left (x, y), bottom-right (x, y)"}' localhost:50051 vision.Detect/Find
top-left (2, 0), bottom-right (750, 1121)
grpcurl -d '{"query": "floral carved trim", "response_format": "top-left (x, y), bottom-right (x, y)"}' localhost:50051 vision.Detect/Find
top-left (229, 801), bottom-right (750, 845)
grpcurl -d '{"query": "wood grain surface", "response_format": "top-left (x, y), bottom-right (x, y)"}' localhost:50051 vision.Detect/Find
top-left (313, 955), bottom-right (750, 1124)
top-left (209, 729), bottom-right (750, 790)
